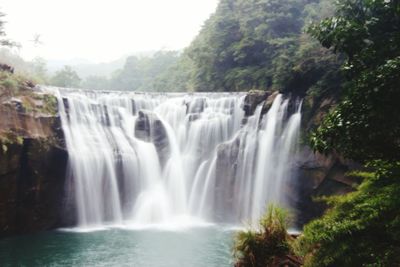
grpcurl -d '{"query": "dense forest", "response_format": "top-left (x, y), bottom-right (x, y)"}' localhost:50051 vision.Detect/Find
top-left (1, 0), bottom-right (400, 266)
top-left (177, 0), bottom-right (341, 94)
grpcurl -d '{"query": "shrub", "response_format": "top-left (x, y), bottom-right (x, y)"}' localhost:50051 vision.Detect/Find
top-left (297, 161), bottom-right (400, 267)
top-left (234, 204), bottom-right (300, 267)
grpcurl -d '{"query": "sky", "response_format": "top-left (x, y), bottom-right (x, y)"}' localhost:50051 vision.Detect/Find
top-left (1, 0), bottom-right (219, 63)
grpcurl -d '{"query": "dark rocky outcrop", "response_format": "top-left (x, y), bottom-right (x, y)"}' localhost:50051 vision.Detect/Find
top-left (0, 64), bottom-right (14, 74)
top-left (0, 138), bottom-right (68, 237)
top-left (243, 90), bottom-right (269, 116)
top-left (135, 110), bottom-right (170, 166)
top-left (294, 147), bottom-right (361, 226)
top-left (242, 90), bottom-right (280, 118)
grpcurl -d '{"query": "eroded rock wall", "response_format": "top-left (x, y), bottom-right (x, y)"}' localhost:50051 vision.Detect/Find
top-left (0, 89), bottom-right (69, 237)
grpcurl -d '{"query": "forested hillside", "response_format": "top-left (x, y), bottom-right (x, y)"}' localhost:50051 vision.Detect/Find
top-left (0, 49), bottom-right (181, 91)
top-left (159, 0), bottom-right (342, 95)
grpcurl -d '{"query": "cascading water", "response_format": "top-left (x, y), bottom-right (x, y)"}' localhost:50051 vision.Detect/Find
top-left (50, 88), bottom-right (301, 228)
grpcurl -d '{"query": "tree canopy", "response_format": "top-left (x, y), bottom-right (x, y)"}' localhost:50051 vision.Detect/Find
top-left (50, 66), bottom-right (81, 88)
top-left (166, 0), bottom-right (341, 94)
top-left (309, 0), bottom-right (400, 163)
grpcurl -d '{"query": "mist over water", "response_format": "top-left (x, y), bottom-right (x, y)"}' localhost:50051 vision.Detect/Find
top-left (50, 88), bottom-right (301, 229)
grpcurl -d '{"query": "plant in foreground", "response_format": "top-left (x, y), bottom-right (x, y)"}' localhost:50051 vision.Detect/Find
top-left (234, 204), bottom-right (302, 267)
top-left (297, 161), bottom-right (400, 267)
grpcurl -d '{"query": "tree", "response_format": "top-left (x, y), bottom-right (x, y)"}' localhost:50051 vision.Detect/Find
top-left (0, 11), bottom-right (15, 47)
top-left (187, 0), bottom-right (277, 91)
top-left (50, 66), bottom-right (81, 88)
top-left (178, 0), bottom-right (339, 93)
top-left (309, 0), bottom-right (400, 163)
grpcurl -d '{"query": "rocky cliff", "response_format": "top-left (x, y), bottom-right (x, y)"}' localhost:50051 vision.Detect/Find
top-left (0, 77), bottom-right (68, 237)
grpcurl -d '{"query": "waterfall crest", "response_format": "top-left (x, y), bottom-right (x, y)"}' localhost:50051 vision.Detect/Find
top-left (51, 88), bottom-right (301, 227)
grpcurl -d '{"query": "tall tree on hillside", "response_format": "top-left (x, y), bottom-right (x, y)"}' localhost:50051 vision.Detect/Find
top-left (309, 0), bottom-right (400, 162)
top-left (51, 66), bottom-right (81, 88)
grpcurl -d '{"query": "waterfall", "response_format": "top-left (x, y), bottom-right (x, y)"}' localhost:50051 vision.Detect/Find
top-left (51, 88), bottom-right (301, 227)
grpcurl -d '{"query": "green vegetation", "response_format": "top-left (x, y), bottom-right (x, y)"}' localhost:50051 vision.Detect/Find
top-left (298, 1), bottom-right (400, 266)
top-left (107, 51), bottom-right (181, 91)
top-left (0, 48), bottom-right (185, 91)
top-left (167, 0), bottom-right (341, 94)
top-left (50, 65), bottom-right (81, 88)
top-left (298, 162), bottom-right (400, 266)
top-left (78, 51), bottom-right (183, 91)
top-left (0, 49), bottom-right (52, 84)
top-left (309, 0), bottom-right (400, 163)
top-left (0, 70), bottom-right (31, 97)
top-left (0, 69), bottom-right (58, 114)
top-left (185, 0), bottom-right (310, 92)
top-left (234, 205), bottom-right (300, 267)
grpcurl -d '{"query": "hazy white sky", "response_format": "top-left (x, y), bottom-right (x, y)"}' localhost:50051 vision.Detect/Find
top-left (1, 0), bottom-right (219, 62)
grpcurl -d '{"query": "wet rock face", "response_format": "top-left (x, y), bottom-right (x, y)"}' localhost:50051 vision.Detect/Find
top-left (135, 110), bottom-right (170, 166)
top-left (294, 147), bottom-right (360, 226)
top-left (0, 138), bottom-right (69, 237)
top-left (243, 90), bottom-right (270, 116)
top-left (242, 90), bottom-right (280, 119)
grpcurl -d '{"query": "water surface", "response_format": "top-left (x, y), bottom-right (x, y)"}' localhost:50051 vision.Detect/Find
top-left (0, 226), bottom-right (235, 267)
